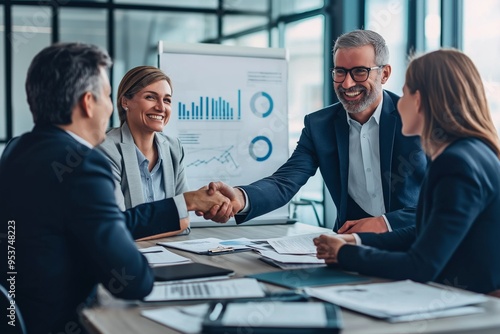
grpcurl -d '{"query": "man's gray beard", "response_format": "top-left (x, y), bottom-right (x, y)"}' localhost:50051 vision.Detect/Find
top-left (336, 83), bottom-right (382, 114)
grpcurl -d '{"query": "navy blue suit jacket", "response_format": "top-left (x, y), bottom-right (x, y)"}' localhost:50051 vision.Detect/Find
top-left (0, 125), bottom-right (180, 334)
top-left (237, 91), bottom-right (427, 230)
top-left (338, 138), bottom-right (500, 294)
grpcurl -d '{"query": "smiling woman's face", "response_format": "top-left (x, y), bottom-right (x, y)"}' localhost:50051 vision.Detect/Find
top-left (123, 79), bottom-right (172, 134)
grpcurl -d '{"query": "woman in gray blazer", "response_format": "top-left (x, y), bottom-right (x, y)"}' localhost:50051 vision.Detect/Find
top-left (99, 66), bottom-right (191, 239)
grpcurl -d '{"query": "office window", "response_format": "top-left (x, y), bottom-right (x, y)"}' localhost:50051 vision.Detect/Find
top-left (223, 0), bottom-right (267, 11)
top-left (425, 0), bottom-right (441, 51)
top-left (223, 31), bottom-right (268, 47)
top-left (284, 16), bottom-right (325, 223)
top-left (113, 10), bottom-right (216, 126)
top-left (272, 0), bottom-right (323, 17)
top-left (0, 7), bottom-right (5, 140)
top-left (463, 0), bottom-right (500, 131)
top-left (115, 0), bottom-right (217, 8)
top-left (12, 6), bottom-right (51, 136)
top-left (223, 15), bottom-right (267, 35)
top-left (365, 0), bottom-right (408, 95)
top-left (60, 8), bottom-right (107, 50)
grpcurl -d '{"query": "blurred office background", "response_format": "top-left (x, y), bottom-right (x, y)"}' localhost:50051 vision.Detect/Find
top-left (1, 0), bottom-right (499, 227)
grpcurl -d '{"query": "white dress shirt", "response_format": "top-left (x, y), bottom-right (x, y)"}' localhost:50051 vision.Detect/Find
top-left (346, 94), bottom-right (391, 231)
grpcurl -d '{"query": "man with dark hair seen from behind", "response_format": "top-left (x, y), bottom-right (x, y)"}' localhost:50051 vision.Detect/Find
top-left (205, 29), bottom-right (427, 234)
top-left (0, 43), bottom-right (231, 334)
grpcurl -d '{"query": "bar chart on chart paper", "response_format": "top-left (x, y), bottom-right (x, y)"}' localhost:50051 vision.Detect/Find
top-left (177, 90), bottom-right (241, 121)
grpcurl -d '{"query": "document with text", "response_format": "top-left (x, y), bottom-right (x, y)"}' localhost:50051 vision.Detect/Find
top-left (267, 232), bottom-right (336, 254)
top-left (144, 278), bottom-right (266, 302)
top-left (305, 280), bottom-right (487, 321)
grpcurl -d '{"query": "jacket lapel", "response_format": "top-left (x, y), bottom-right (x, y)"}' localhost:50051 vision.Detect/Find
top-left (334, 108), bottom-right (350, 223)
top-left (156, 132), bottom-right (176, 196)
top-left (119, 123), bottom-right (144, 208)
top-left (379, 91), bottom-right (397, 210)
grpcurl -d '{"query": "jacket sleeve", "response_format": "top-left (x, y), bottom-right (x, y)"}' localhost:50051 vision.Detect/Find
top-left (337, 156), bottom-right (488, 283)
top-left (236, 114), bottom-right (319, 223)
top-left (65, 151), bottom-right (153, 299)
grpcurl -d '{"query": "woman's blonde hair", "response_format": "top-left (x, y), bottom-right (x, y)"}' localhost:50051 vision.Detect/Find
top-left (405, 49), bottom-right (500, 158)
top-left (117, 65), bottom-right (172, 125)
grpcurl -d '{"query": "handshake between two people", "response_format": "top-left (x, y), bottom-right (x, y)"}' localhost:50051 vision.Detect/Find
top-left (183, 181), bottom-right (244, 224)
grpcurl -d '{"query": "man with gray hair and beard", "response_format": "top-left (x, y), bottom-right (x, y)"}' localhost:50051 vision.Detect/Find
top-left (203, 29), bottom-right (427, 235)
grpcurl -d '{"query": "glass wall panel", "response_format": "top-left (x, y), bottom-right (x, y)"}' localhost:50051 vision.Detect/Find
top-left (223, 0), bottom-right (267, 11)
top-left (223, 31), bottom-right (268, 47)
top-left (60, 8), bottom-right (107, 50)
top-left (116, 0), bottom-right (217, 8)
top-left (0, 7), bottom-right (5, 140)
top-left (12, 6), bottom-right (51, 136)
top-left (463, 0), bottom-right (500, 131)
top-left (113, 10), bottom-right (216, 126)
top-left (365, 0), bottom-right (408, 95)
top-left (272, 0), bottom-right (323, 18)
top-left (284, 16), bottom-right (325, 225)
top-left (425, 0), bottom-right (441, 51)
top-left (223, 15), bottom-right (267, 35)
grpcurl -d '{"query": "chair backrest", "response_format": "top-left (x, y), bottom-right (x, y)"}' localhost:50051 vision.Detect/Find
top-left (0, 283), bottom-right (27, 334)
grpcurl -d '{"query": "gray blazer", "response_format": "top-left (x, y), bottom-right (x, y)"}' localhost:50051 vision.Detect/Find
top-left (98, 122), bottom-right (189, 211)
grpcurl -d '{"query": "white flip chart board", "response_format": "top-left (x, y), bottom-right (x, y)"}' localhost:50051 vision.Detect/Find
top-left (158, 42), bottom-right (289, 225)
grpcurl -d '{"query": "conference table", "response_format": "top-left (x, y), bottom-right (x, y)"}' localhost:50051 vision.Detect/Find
top-left (81, 222), bottom-right (500, 334)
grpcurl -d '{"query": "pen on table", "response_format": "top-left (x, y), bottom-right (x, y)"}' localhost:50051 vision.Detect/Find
top-left (140, 249), bottom-right (164, 254)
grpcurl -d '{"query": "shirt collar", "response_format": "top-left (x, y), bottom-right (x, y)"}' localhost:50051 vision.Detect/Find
top-left (65, 130), bottom-right (94, 148)
top-left (134, 135), bottom-right (163, 165)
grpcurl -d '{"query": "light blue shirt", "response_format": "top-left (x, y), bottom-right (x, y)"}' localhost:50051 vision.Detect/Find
top-left (135, 139), bottom-right (166, 204)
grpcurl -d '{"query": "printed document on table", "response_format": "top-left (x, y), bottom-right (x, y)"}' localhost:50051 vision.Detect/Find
top-left (138, 246), bottom-right (192, 266)
top-left (267, 232), bottom-right (336, 254)
top-left (305, 280), bottom-right (488, 320)
top-left (141, 304), bottom-right (210, 334)
top-left (157, 237), bottom-right (251, 254)
top-left (258, 250), bottom-right (325, 264)
top-left (144, 277), bottom-right (265, 302)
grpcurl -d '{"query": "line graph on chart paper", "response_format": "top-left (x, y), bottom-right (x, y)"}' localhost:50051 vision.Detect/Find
top-left (186, 146), bottom-right (240, 171)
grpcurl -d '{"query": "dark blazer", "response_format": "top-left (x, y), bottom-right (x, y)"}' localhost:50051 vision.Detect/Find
top-left (237, 90), bottom-right (427, 230)
top-left (0, 125), bottom-right (180, 334)
top-left (338, 138), bottom-right (500, 294)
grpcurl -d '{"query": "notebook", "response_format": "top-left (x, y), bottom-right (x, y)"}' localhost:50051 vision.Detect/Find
top-left (153, 262), bottom-right (234, 282)
top-left (247, 266), bottom-right (368, 289)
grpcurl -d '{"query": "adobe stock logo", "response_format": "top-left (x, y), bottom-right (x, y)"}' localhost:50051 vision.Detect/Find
top-left (365, 0), bottom-right (403, 32)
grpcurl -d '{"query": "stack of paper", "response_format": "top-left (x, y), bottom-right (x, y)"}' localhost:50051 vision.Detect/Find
top-left (158, 237), bottom-right (252, 255)
top-left (138, 246), bottom-right (191, 267)
top-left (257, 250), bottom-right (325, 270)
top-left (246, 232), bottom-right (334, 269)
top-left (305, 280), bottom-right (487, 322)
top-left (267, 232), bottom-right (336, 254)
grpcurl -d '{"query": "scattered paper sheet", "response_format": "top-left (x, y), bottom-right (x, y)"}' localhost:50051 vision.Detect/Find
top-left (141, 304), bottom-right (210, 334)
top-left (305, 280), bottom-right (488, 321)
top-left (138, 246), bottom-right (192, 266)
top-left (158, 237), bottom-right (251, 254)
top-left (267, 232), bottom-right (336, 254)
top-left (258, 250), bottom-right (325, 264)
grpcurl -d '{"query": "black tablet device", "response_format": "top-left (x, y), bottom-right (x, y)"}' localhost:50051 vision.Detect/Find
top-left (201, 301), bottom-right (342, 334)
top-left (153, 263), bottom-right (234, 281)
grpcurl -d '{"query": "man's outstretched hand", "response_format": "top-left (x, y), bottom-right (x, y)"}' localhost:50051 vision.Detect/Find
top-left (195, 181), bottom-right (245, 223)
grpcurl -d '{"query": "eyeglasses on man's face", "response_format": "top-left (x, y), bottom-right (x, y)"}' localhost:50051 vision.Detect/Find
top-left (331, 65), bottom-right (385, 83)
